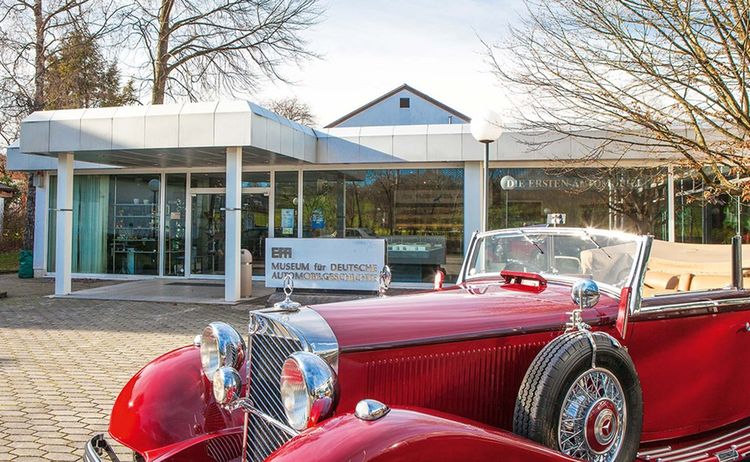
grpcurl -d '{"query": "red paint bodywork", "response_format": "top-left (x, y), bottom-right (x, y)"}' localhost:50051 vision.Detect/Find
top-left (107, 275), bottom-right (750, 461)
top-left (108, 346), bottom-right (244, 461)
top-left (267, 407), bottom-right (579, 462)
top-left (312, 280), bottom-right (616, 351)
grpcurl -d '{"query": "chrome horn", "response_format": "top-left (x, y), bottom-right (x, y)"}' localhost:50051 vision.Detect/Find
top-left (571, 278), bottom-right (600, 309)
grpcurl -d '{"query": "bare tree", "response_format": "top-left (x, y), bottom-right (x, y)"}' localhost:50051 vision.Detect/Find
top-left (125, 0), bottom-right (322, 104)
top-left (486, 0), bottom-right (750, 198)
top-left (265, 96), bottom-right (315, 125)
top-left (0, 0), bottom-right (122, 250)
top-left (0, 0), bottom-right (122, 143)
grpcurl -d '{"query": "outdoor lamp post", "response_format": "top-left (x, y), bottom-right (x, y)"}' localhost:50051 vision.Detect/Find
top-left (470, 109), bottom-right (503, 232)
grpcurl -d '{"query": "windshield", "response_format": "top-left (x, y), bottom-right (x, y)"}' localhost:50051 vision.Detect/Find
top-left (465, 229), bottom-right (640, 289)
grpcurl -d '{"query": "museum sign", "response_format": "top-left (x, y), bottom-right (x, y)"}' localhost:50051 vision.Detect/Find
top-left (265, 238), bottom-right (386, 291)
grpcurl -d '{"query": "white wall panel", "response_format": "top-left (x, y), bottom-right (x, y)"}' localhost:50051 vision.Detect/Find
top-left (112, 105), bottom-right (147, 150)
top-left (80, 107), bottom-right (116, 151)
top-left (144, 103), bottom-right (182, 148)
top-left (19, 111), bottom-right (53, 153)
top-left (49, 109), bottom-right (86, 152)
top-left (215, 101), bottom-right (252, 146)
top-left (179, 101), bottom-right (217, 147)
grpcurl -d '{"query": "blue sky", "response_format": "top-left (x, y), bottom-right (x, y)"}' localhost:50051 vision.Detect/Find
top-left (254, 0), bottom-right (527, 127)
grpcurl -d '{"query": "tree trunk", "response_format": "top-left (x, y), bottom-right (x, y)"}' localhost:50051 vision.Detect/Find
top-left (25, 0), bottom-right (44, 251)
top-left (24, 174), bottom-right (35, 250)
top-left (151, 0), bottom-right (174, 104)
top-left (33, 0), bottom-right (45, 111)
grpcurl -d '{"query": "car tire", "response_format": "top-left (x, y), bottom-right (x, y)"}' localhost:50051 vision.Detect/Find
top-left (513, 331), bottom-right (642, 462)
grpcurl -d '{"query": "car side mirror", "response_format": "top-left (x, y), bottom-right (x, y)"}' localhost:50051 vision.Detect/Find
top-left (571, 279), bottom-right (600, 309)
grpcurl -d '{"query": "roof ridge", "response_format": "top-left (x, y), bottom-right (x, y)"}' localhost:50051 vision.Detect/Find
top-left (324, 83), bottom-right (470, 128)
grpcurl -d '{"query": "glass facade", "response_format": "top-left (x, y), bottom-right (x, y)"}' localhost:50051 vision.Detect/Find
top-left (48, 174), bottom-right (161, 274)
top-left (488, 168), bottom-right (668, 239)
top-left (241, 192), bottom-right (269, 276)
top-left (45, 165), bottom-right (749, 283)
top-left (274, 171), bottom-right (298, 238)
top-left (302, 168), bottom-right (464, 282)
top-left (164, 174), bottom-right (186, 276)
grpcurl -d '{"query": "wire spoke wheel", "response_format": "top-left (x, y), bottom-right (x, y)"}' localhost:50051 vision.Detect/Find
top-left (557, 368), bottom-right (627, 462)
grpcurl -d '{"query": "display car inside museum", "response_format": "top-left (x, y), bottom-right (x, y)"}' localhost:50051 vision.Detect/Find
top-left (85, 227), bottom-right (750, 462)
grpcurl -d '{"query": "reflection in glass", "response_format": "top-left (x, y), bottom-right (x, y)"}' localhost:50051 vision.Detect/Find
top-left (165, 174), bottom-right (186, 275)
top-left (110, 175), bottom-right (161, 275)
top-left (191, 173), bottom-right (226, 189)
top-left (48, 174), bottom-right (161, 275)
top-left (488, 168), bottom-right (668, 239)
top-left (302, 169), bottom-right (464, 283)
top-left (191, 193), bottom-right (226, 275)
top-left (241, 193), bottom-right (269, 276)
top-left (242, 172), bottom-right (271, 188)
top-left (467, 229), bottom-right (638, 289)
top-left (274, 171), bottom-right (298, 238)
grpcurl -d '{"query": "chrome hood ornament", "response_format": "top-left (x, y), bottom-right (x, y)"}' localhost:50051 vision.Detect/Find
top-left (378, 265), bottom-right (392, 297)
top-left (274, 274), bottom-right (302, 312)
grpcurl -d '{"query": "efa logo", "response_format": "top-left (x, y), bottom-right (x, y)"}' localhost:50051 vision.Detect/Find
top-left (271, 247), bottom-right (292, 258)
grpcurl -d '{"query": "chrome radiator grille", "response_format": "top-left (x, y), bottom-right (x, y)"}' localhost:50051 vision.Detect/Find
top-left (246, 317), bottom-right (303, 462)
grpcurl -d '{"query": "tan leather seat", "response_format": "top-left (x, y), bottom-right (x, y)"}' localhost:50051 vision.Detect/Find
top-left (643, 270), bottom-right (679, 290)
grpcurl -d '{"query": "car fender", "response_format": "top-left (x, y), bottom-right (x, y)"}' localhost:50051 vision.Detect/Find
top-left (108, 345), bottom-right (245, 457)
top-left (267, 407), bottom-right (578, 462)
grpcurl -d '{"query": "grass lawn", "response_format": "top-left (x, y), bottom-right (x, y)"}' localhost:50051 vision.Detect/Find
top-left (0, 251), bottom-right (19, 272)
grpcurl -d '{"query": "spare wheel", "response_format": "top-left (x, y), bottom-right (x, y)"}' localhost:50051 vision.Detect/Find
top-left (513, 331), bottom-right (642, 462)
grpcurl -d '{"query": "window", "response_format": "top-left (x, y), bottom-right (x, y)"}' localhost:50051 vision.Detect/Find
top-left (488, 167), bottom-right (668, 239)
top-left (48, 174), bottom-right (161, 275)
top-left (399, 97), bottom-right (410, 108)
top-left (303, 168), bottom-right (464, 283)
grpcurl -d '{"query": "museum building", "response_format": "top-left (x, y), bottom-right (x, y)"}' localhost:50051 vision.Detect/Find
top-left (6, 84), bottom-right (745, 300)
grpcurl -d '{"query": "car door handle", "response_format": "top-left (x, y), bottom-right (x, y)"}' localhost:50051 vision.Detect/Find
top-left (745, 322), bottom-right (750, 332)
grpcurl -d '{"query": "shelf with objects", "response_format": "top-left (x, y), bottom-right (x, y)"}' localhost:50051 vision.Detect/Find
top-left (165, 199), bottom-right (186, 276)
top-left (110, 202), bottom-right (159, 274)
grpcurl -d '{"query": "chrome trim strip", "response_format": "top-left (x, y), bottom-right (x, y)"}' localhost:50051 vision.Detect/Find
top-left (637, 424), bottom-right (750, 461)
top-left (258, 307), bottom-right (339, 372)
top-left (238, 399), bottom-right (299, 438)
top-left (457, 230), bottom-right (479, 285)
top-left (637, 296), bottom-right (750, 315)
top-left (637, 445), bottom-right (672, 457)
top-left (629, 235), bottom-right (652, 315)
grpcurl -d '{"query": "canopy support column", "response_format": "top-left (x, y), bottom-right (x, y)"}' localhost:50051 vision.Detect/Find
top-left (55, 152), bottom-right (74, 295)
top-left (225, 147), bottom-right (242, 302)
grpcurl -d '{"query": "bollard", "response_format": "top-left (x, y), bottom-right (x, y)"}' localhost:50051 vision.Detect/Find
top-left (241, 249), bottom-right (253, 298)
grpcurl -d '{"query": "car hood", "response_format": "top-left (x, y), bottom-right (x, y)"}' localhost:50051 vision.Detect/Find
top-left (311, 281), bottom-right (617, 352)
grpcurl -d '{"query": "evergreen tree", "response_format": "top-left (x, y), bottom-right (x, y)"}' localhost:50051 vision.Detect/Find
top-left (44, 30), bottom-right (135, 110)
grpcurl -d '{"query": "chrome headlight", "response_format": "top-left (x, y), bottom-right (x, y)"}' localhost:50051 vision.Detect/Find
top-left (279, 352), bottom-right (338, 431)
top-left (199, 322), bottom-right (246, 379)
top-left (213, 366), bottom-right (242, 405)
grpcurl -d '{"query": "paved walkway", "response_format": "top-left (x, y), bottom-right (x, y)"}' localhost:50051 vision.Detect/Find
top-left (59, 278), bottom-right (275, 305)
top-left (0, 274), bottom-right (260, 461)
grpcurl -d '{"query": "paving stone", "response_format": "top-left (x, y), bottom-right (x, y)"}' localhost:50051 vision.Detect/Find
top-left (0, 274), bottom-right (256, 461)
top-left (42, 453), bottom-right (77, 462)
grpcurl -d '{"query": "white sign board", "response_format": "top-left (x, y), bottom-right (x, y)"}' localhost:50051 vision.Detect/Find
top-left (547, 213), bottom-right (566, 225)
top-left (265, 238), bottom-right (386, 291)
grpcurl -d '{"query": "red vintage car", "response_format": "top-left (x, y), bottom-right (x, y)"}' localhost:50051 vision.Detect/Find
top-left (86, 227), bottom-right (750, 462)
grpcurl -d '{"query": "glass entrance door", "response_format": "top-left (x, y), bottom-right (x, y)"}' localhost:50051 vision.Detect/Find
top-left (241, 192), bottom-right (269, 276)
top-left (191, 193), bottom-right (226, 275)
top-left (189, 191), bottom-right (269, 277)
